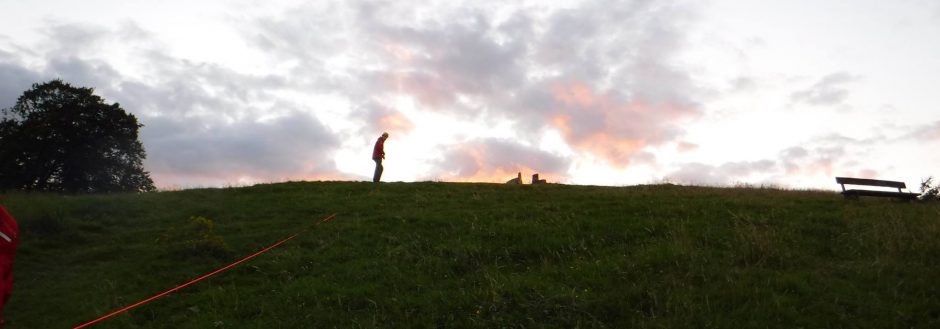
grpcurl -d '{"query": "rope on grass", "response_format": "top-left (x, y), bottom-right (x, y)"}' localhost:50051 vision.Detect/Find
top-left (73, 213), bottom-right (336, 329)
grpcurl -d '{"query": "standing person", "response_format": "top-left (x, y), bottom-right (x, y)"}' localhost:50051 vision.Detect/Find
top-left (0, 205), bottom-right (18, 327)
top-left (372, 132), bottom-right (389, 183)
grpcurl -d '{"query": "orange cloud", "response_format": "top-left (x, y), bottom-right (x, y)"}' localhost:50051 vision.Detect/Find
top-left (377, 111), bottom-right (414, 135)
top-left (784, 157), bottom-right (835, 177)
top-left (575, 133), bottom-right (647, 165)
top-left (677, 141), bottom-right (699, 152)
top-left (430, 140), bottom-right (569, 183)
top-left (548, 80), bottom-right (698, 167)
top-left (435, 144), bottom-right (533, 183)
top-left (552, 81), bottom-right (597, 108)
top-left (440, 166), bottom-right (545, 184)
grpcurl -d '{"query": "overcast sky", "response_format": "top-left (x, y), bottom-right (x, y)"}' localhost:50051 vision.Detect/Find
top-left (2, 0), bottom-right (939, 190)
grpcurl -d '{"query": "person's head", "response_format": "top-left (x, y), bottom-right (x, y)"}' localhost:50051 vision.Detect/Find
top-left (381, 132), bottom-right (389, 140)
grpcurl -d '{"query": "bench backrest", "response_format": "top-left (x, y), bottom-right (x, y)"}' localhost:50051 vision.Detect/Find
top-left (835, 177), bottom-right (906, 189)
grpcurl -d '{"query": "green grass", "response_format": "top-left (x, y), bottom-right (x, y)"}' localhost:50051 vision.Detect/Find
top-left (4, 181), bottom-right (940, 328)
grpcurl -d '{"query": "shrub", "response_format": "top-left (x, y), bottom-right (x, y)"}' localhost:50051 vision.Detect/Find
top-left (919, 177), bottom-right (939, 201)
top-left (157, 216), bottom-right (232, 259)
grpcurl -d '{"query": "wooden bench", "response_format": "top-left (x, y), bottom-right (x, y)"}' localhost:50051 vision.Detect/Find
top-left (835, 177), bottom-right (919, 200)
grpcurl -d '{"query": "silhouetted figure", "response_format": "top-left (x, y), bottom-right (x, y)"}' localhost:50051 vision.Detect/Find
top-left (532, 173), bottom-right (547, 184)
top-left (0, 206), bottom-right (18, 327)
top-left (372, 132), bottom-right (389, 183)
top-left (505, 172), bottom-right (522, 184)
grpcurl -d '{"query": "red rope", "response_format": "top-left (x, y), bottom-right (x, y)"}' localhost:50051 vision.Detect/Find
top-left (74, 213), bottom-right (336, 329)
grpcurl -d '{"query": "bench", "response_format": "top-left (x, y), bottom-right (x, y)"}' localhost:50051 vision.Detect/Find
top-left (835, 177), bottom-right (919, 200)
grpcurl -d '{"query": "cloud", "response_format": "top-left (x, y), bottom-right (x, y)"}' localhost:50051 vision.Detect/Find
top-left (664, 133), bottom-right (885, 187)
top-left (729, 76), bottom-right (757, 93)
top-left (41, 23), bottom-right (111, 56)
top-left (144, 110), bottom-right (343, 187)
top-left (428, 138), bottom-right (571, 183)
top-left (345, 98), bottom-right (417, 140)
top-left (5, 1), bottom-right (711, 185)
top-left (0, 61), bottom-right (41, 109)
top-left (0, 22), bottom-right (344, 188)
top-left (374, 109), bottom-right (415, 136)
top-left (780, 146), bottom-right (809, 159)
top-left (542, 80), bottom-right (697, 166)
top-left (773, 137), bottom-right (854, 179)
top-left (676, 141), bottom-right (699, 152)
top-left (251, 0), bottom-right (704, 170)
top-left (779, 146), bottom-right (811, 174)
top-left (45, 57), bottom-right (122, 92)
top-left (908, 121), bottom-right (940, 141)
top-left (664, 160), bottom-right (776, 186)
top-left (789, 72), bottom-right (858, 107)
top-left (512, 1), bottom-right (703, 165)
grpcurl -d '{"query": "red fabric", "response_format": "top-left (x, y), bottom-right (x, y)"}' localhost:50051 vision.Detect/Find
top-left (0, 206), bottom-right (17, 323)
top-left (372, 137), bottom-right (385, 160)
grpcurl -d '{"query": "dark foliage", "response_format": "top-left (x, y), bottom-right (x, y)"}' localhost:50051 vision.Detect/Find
top-left (0, 80), bottom-right (155, 193)
top-left (156, 216), bottom-right (232, 259)
top-left (920, 177), bottom-right (939, 201)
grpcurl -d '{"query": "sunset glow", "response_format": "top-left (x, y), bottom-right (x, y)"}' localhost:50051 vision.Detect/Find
top-left (1, 0), bottom-right (938, 190)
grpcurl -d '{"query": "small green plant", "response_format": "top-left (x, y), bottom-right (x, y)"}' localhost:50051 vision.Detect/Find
top-left (919, 177), bottom-right (939, 201)
top-left (157, 216), bottom-right (232, 259)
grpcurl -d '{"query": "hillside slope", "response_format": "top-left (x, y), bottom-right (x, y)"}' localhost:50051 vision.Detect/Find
top-left (4, 182), bottom-right (940, 328)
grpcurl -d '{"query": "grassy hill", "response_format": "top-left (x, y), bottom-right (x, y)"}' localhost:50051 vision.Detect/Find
top-left (4, 182), bottom-right (940, 328)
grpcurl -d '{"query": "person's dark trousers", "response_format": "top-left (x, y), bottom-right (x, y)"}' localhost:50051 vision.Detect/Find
top-left (373, 158), bottom-right (384, 182)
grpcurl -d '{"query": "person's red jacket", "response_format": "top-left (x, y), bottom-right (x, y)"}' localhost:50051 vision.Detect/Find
top-left (0, 206), bottom-right (18, 325)
top-left (372, 137), bottom-right (385, 160)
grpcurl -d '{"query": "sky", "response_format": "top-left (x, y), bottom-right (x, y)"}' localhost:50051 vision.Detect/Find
top-left (1, 0), bottom-right (939, 190)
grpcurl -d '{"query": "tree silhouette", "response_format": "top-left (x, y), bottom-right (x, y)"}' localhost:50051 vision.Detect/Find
top-left (0, 80), bottom-right (155, 193)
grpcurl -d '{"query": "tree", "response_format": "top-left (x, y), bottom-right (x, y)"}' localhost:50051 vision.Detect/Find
top-left (0, 80), bottom-right (155, 193)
